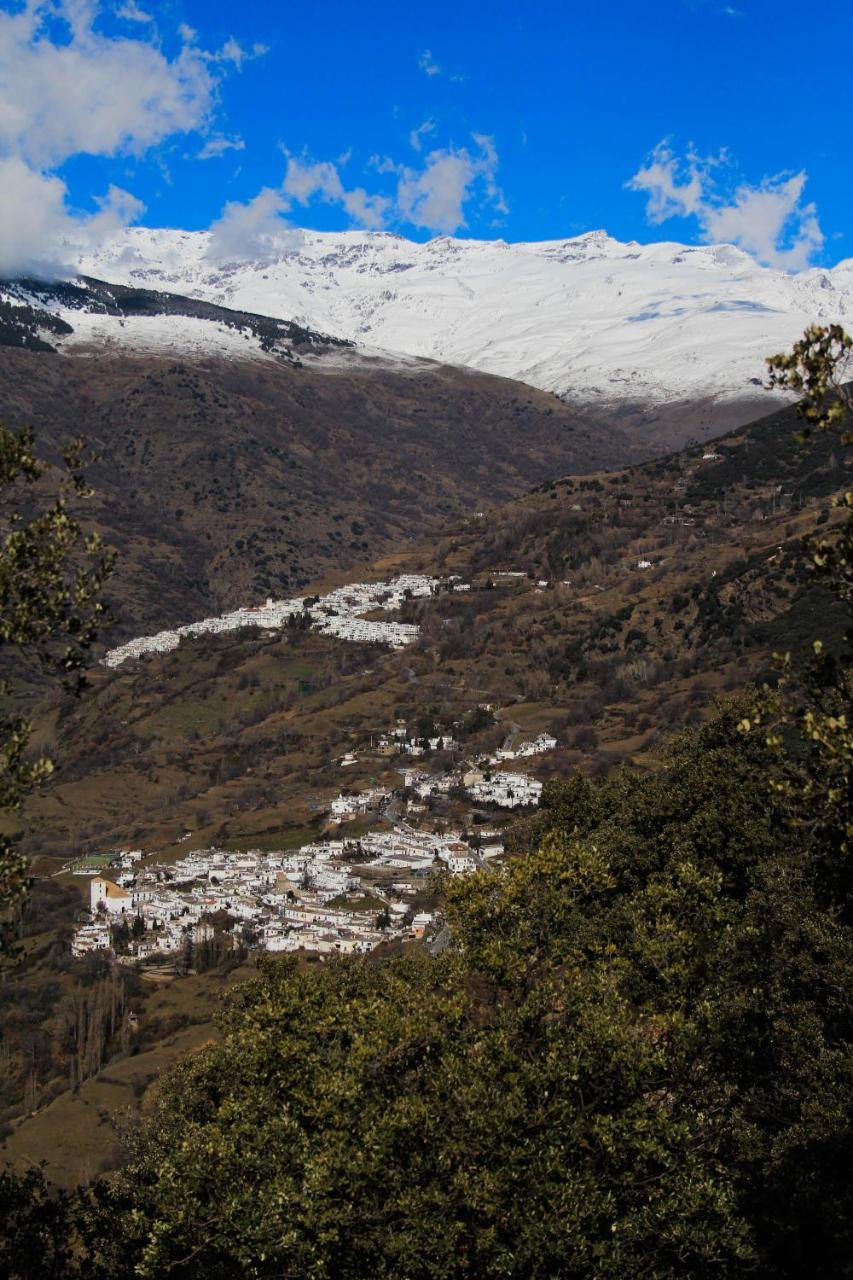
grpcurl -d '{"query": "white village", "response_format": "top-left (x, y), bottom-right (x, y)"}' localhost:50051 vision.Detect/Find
top-left (102, 573), bottom-right (457, 668)
top-left (69, 723), bottom-right (557, 964)
top-left (61, 569), bottom-right (563, 963)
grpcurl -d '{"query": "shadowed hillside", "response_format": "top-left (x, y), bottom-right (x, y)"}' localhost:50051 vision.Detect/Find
top-left (15, 393), bottom-right (848, 865)
top-left (0, 347), bottom-right (642, 635)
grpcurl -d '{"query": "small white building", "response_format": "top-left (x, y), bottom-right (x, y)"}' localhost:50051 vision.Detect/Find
top-left (468, 773), bottom-right (543, 809)
top-left (90, 876), bottom-right (132, 915)
top-left (412, 913), bottom-right (434, 939)
top-left (71, 922), bottom-right (112, 957)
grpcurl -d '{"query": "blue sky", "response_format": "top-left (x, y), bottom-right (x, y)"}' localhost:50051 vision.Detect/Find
top-left (1, 0), bottom-right (851, 273)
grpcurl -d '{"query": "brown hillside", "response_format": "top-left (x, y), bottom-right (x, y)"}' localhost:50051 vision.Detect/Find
top-left (3, 392), bottom-right (847, 1177)
top-left (16, 393), bottom-right (849, 867)
top-left (0, 347), bottom-right (644, 634)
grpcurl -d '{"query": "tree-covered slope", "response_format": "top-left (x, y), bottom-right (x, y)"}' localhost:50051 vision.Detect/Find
top-left (11, 681), bottom-right (851, 1278)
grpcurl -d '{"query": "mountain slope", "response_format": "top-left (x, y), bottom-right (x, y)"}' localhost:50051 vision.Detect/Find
top-left (18, 392), bottom-right (848, 866)
top-left (0, 340), bottom-right (639, 634)
top-left (0, 275), bottom-right (349, 362)
top-left (76, 226), bottom-right (853, 444)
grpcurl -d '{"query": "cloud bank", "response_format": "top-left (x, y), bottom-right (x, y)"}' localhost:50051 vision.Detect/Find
top-left (628, 142), bottom-right (824, 270)
top-left (0, 158), bottom-right (145, 276)
top-left (207, 188), bottom-right (300, 265)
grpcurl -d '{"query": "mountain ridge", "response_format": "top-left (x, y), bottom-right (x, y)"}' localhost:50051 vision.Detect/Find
top-left (69, 225), bottom-right (853, 443)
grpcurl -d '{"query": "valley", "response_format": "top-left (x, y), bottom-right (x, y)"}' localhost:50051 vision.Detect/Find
top-left (3, 380), bottom-right (847, 1188)
top-left (1, 0), bottom-right (849, 1264)
top-left (1, 237), bottom-right (851, 1243)
top-left (16, 390), bottom-right (847, 868)
top-left (0, 0), bottom-right (851, 1255)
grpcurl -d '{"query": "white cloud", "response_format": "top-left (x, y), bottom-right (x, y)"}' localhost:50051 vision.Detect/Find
top-left (397, 136), bottom-right (506, 233)
top-left (205, 158), bottom-right (394, 264)
top-left (0, 0), bottom-right (262, 276)
top-left (214, 36), bottom-right (268, 70)
top-left (197, 134), bottom-right (245, 161)
top-left (219, 36), bottom-right (247, 66)
top-left (409, 119), bottom-right (436, 153)
top-left (418, 49), bottom-right (441, 76)
top-left (416, 48), bottom-right (466, 82)
top-left (207, 187), bottom-right (299, 264)
top-left (0, 156), bottom-right (144, 276)
top-left (628, 141), bottom-right (825, 270)
top-left (628, 143), bottom-right (708, 223)
top-left (207, 133), bottom-right (508, 253)
top-left (471, 133), bottom-right (508, 216)
top-left (700, 173), bottom-right (824, 270)
top-left (116, 1), bottom-right (153, 22)
top-left (280, 157), bottom-right (341, 203)
top-left (0, 2), bottom-right (219, 168)
top-left (282, 156), bottom-right (391, 230)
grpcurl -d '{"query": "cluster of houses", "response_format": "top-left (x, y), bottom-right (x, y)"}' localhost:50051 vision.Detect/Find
top-left (71, 838), bottom-right (444, 961)
top-left (355, 824), bottom-right (504, 875)
top-left (466, 771), bottom-right (544, 808)
top-left (396, 732), bottom-right (555, 811)
top-left (401, 764), bottom-right (544, 810)
top-left (330, 763), bottom-right (549, 827)
top-left (334, 707), bottom-right (554, 787)
top-left (68, 733), bottom-right (556, 963)
top-left (330, 788), bottom-right (392, 820)
top-left (102, 574), bottom-right (445, 669)
top-left (376, 725), bottom-right (457, 758)
top-left (490, 733), bottom-right (557, 762)
top-left (328, 725), bottom-right (555, 839)
top-left (69, 673), bottom-right (559, 965)
top-left (335, 718), bottom-right (461, 771)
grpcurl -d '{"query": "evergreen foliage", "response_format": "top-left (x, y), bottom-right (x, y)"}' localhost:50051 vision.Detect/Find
top-left (71, 684), bottom-right (846, 1278)
top-left (0, 425), bottom-right (113, 917)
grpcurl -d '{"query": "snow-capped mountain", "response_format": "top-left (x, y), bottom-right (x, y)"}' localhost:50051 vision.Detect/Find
top-left (76, 226), bottom-right (853, 416)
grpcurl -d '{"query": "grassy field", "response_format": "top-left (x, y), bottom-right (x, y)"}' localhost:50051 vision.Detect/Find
top-left (221, 823), bottom-right (321, 853)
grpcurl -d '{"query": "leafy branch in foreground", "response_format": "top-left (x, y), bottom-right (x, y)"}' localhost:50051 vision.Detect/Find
top-left (744, 325), bottom-right (852, 862)
top-left (0, 424), bottom-right (114, 913)
top-left (766, 322), bottom-right (853, 442)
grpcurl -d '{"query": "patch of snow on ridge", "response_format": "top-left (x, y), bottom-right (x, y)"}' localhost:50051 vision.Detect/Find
top-left (102, 575), bottom-right (442, 668)
top-left (77, 227), bottom-right (853, 410)
top-left (55, 310), bottom-right (278, 361)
